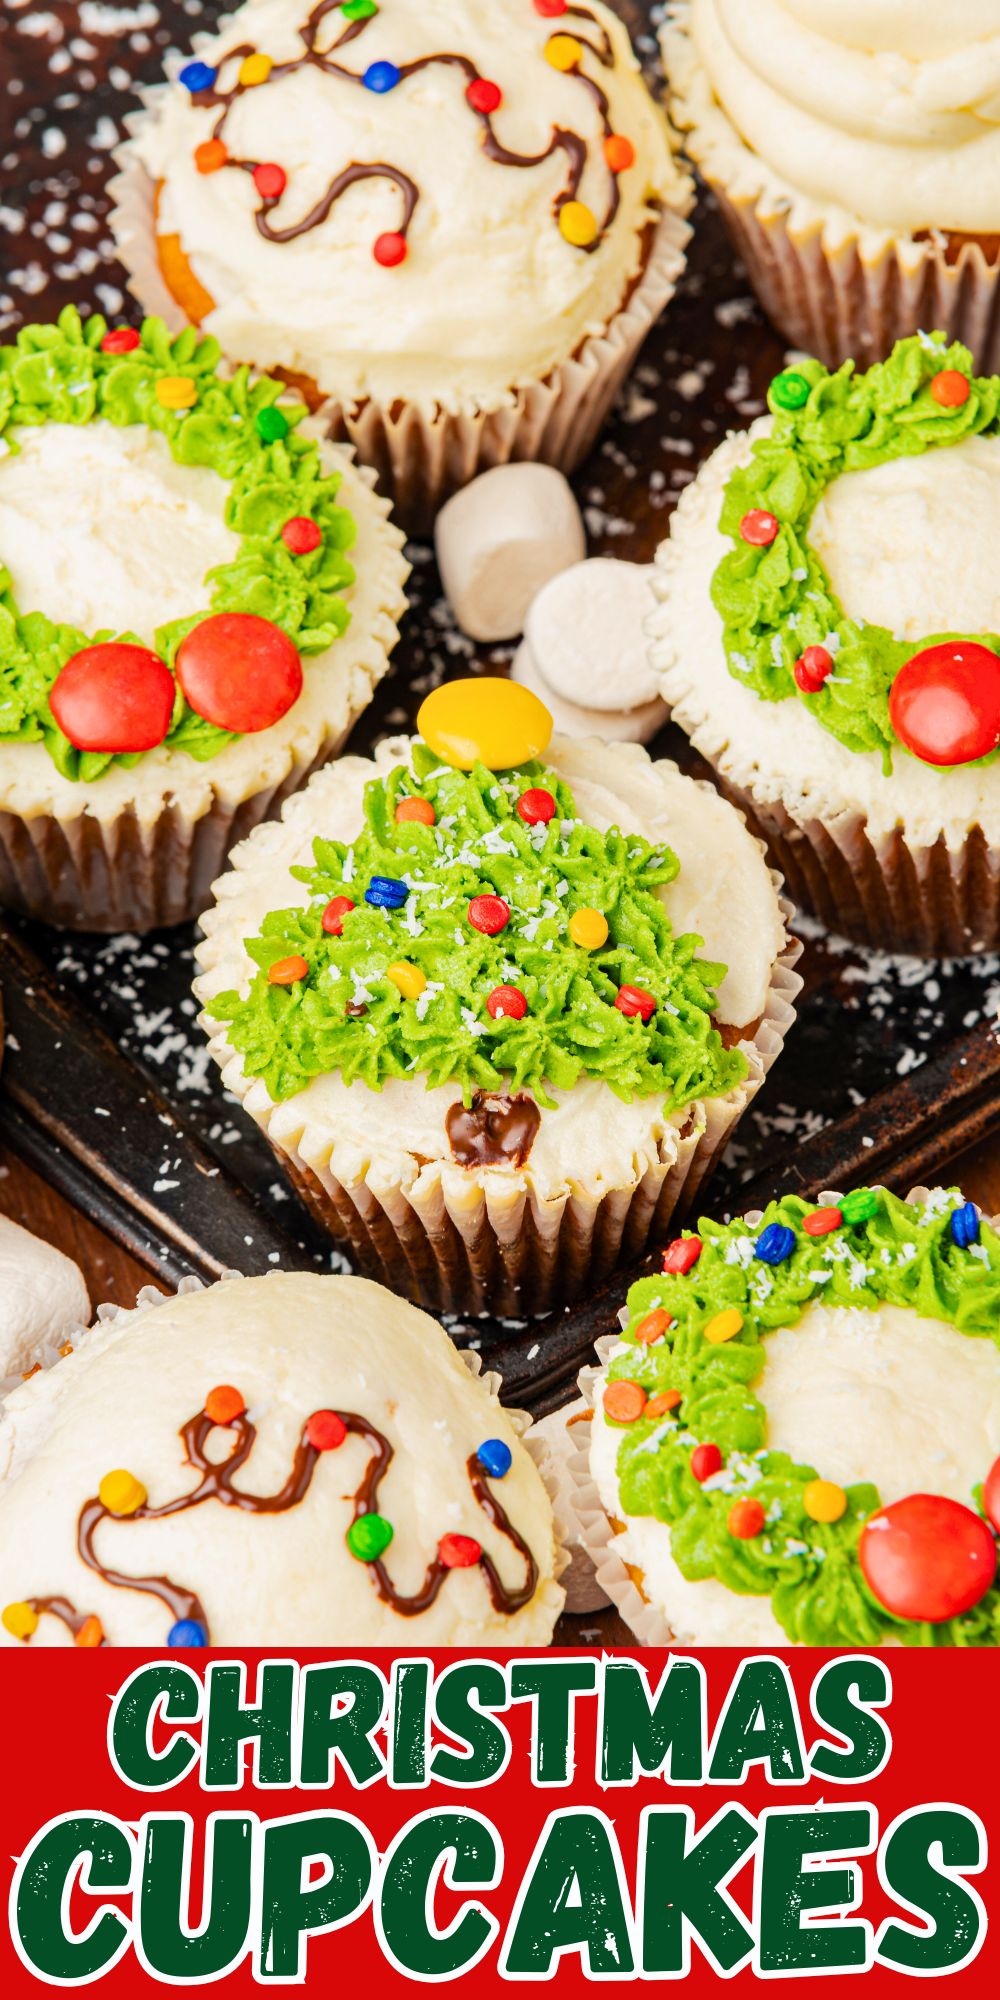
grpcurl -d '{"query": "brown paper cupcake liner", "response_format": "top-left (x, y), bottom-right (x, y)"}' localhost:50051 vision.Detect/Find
top-left (108, 124), bottom-right (690, 534)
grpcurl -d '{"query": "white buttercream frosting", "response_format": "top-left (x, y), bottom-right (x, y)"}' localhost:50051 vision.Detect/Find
top-left (134, 0), bottom-right (685, 411)
top-left (0, 1272), bottom-right (563, 1646)
top-left (590, 1293), bottom-right (1000, 1647)
top-left (194, 733), bottom-right (788, 1205)
top-left (667, 0), bottom-right (1000, 243)
top-left (648, 416), bottom-right (1000, 846)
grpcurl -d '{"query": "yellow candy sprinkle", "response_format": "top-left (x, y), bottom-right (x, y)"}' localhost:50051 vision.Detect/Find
top-left (99, 1469), bottom-right (148, 1517)
top-left (546, 33), bottom-right (583, 70)
top-left (558, 200), bottom-right (597, 248)
top-left (569, 907), bottom-right (609, 950)
top-left (156, 375), bottom-right (197, 410)
top-left (386, 961), bottom-right (426, 1001)
top-left (804, 1478), bottom-right (847, 1524)
top-left (417, 676), bottom-right (552, 773)
top-left (2, 1601), bottom-right (38, 1641)
top-left (239, 51), bottom-right (273, 86)
top-left (704, 1307), bottom-right (744, 1345)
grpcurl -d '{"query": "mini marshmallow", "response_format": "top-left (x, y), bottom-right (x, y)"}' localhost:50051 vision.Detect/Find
top-left (0, 1216), bottom-right (90, 1380)
top-left (435, 464), bottom-right (586, 642)
top-left (511, 637), bottom-right (669, 745)
top-left (525, 557), bottom-right (663, 713)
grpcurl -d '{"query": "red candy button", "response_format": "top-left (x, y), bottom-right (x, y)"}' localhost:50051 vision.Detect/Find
top-left (176, 613), bottom-right (303, 734)
top-left (468, 894), bottom-right (510, 936)
top-left (438, 1533), bottom-right (482, 1569)
top-left (306, 1410), bottom-right (347, 1451)
top-left (740, 509), bottom-right (779, 547)
top-left (100, 327), bottom-right (141, 354)
top-left (487, 984), bottom-right (528, 1019)
top-left (395, 797), bottom-right (435, 825)
top-left (466, 78), bottom-right (502, 113)
top-left (984, 1455), bottom-right (1000, 1534)
top-left (859, 1493), bottom-right (997, 1623)
top-left (930, 369), bottom-right (970, 408)
top-left (803, 1206), bottom-right (843, 1237)
top-left (204, 1385), bottom-right (245, 1425)
top-left (691, 1443), bottom-right (722, 1483)
top-left (253, 162), bottom-right (286, 200)
top-left (794, 645), bottom-right (833, 693)
top-left (728, 1497), bottom-right (765, 1540)
top-left (281, 516), bottom-right (321, 555)
top-left (534, 0), bottom-right (567, 13)
top-left (517, 788), bottom-right (556, 825)
top-left (374, 231), bottom-right (407, 267)
top-left (616, 984), bottom-right (656, 1021)
top-left (50, 643), bottom-right (175, 753)
top-left (663, 1236), bottom-right (701, 1275)
top-left (321, 896), bottom-right (355, 935)
top-left (888, 641), bottom-right (1000, 767)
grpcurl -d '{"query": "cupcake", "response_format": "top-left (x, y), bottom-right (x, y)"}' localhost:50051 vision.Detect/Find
top-left (0, 307), bottom-right (407, 931)
top-left (663, 1), bottom-right (1000, 373)
top-left (0, 1271), bottom-right (563, 1646)
top-left (194, 677), bottom-right (800, 1316)
top-left (111, 0), bottom-right (692, 529)
top-left (575, 1186), bottom-right (1000, 1647)
top-left (649, 335), bottom-right (1000, 954)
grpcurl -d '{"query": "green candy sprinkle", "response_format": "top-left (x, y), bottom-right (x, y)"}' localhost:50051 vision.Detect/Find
top-left (255, 404), bottom-right (290, 441)
top-left (769, 368), bottom-right (810, 411)
top-left (343, 0), bottom-right (378, 16)
top-left (841, 1187), bottom-right (880, 1225)
top-left (348, 1514), bottom-right (394, 1562)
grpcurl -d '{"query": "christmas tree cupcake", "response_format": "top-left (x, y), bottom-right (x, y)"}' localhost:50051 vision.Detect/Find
top-left (575, 1186), bottom-right (1000, 1647)
top-left (0, 1272), bottom-right (564, 1647)
top-left (111, 0), bottom-right (691, 527)
top-left (194, 677), bottom-right (800, 1315)
top-left (649, 335), bottom-right (1000, 953)
top-left (0, 307), bottom-right (407, 930)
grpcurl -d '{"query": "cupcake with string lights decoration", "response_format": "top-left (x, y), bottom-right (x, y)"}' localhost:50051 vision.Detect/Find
top-left (0, 307), bottom-right (407, 931)
top-left (663, 1), bottom-right (1000, 373)
top-left (0, 1271), bottom-right (564, 1647)
top-left (193, 676), bottom-right (800, 1315)
top-left (573, 1185), bottom-right (1000, 1648)
top-left (649, 334), bottom-right (1000, 954)
top-left (110, 0), bottom-right (691, 528)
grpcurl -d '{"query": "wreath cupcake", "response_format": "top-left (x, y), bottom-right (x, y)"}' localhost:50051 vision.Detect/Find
top-left (0, 307), bottom-right (407, 931)
top-left (649, 334), bottom-right (1000, 953)
top-left (194, 677), bottom-right (799, 1315)
top-left (576, 1186), bottom-right (1000, 1648)
top-left (110, 0), bottom-right (692, 528)
top-left (0, 1272), bottom-right (564, 1646)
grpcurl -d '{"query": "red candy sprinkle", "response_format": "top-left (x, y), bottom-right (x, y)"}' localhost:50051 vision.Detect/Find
top-left (739, 509), bottom-right (779, 547)
top-left (395, 797), bottom-right (435, 825)
top-left (930, 369), bottom-right (970, 409)
top-left (728, 1497), bottom-right (766, 1540)
top-left (374, 231), bottom-right (407, 267)
top-left (859, 1493), bottom-right (997, 1623)
top-left (803, 1206), bottom-right (843, 1237)
top-left (615, 984), bottom-right (656, 1022)
top-left (204, 1385), bottom-right (245, 1425)
top-left (534, 0), bottom-right (567, 13)
top-left (604, 134), bottom-right (636, 173)
top-left (663, 1236), bottom-right (701, 1276)
top-left (306, 1410), bottom-right (347, 1452)
top-left (438, 1533), bottom-right (482, 1569)
top-left (691, 1443), bottom-right (722, 1483)
top-left (253, 162), bottom-right (287, 200)
top-left (175, 613), bottom-right (303, 734)
top-left (466, 77), bottom-right (502, 113)
top-left (487, 984), bottom-right (528, 1020)
top-left (50, 643), bottom-right (175, 754)
top-left (984, 1455), bottom-right (1000, 1534)
top-left (281, 516), bottom-right (322, 555)
top-left (321, 895), bottom-right (355, 935)
top-left (268, 955), bottom-right (308, 986)
top-left (517, 788), bottom-right (556, 825)
top-left (793, 645), bottom-right (833, 693)
top-left (100, 327), bottom-right (141, 354)
top-left (468, 894), bottom-right (510, 936)
top-left (889, 641), bottom-right (1000, 768)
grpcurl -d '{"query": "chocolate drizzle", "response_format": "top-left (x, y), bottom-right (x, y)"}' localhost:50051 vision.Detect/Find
top-left (20, 1393), bottom-right (537, 1644)
top-left (445, 1091), bottom-right (541, 1169)
top-left (192, 0), bottom-right (625, 255)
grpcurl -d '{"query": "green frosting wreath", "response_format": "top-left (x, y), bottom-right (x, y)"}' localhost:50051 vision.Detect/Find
top-left (604, 1187), bottom-right (1000, 1647)
top-left (211, 741), bottom-right (748, 1110)
top-left (0, 306), bottom-right (357, 781)
top-left (711, 334), bottom-right (1000, 772)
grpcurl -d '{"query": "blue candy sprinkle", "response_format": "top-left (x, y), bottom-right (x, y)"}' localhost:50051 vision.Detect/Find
top-left (179, 60), bottom-right (218, 94)
top-left (366, 875), bottom-right (408, 908)
top-left (755, 1222), bottom-right (796, 1266)
top-left (951, 1201), bottom-right (980, 1250)
top-left (363, 60), bottom-right (401, 93)
top-left (168, 1618), bottom-right (207, 1647)
top-left (477, 1438), bottom-right (512, 1479)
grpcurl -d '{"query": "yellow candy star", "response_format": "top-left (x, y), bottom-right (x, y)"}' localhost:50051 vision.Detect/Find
top-left (2, 1601), bottom-right (38, 1641)
top-left (704, 1308), bottom-right (744, 1345)
top-left (156, 375), bottom-right (197, 410)
top-left (239, 52), bottom-right (273, 86)
top-left (569, 908), bottom-right (609, 950)
top-left (558, 200), bottom-right (597, 248)
top-left (99, 1469), bottom-right (148, 1517)
top-left (386, 961), bottom-right (427, 1001)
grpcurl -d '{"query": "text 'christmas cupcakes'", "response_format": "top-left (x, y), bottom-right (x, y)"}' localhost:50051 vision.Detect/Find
top-left (111, 0), bottom-right (692, 528)
top-left (0, 1272), bottom-right (564, 1647)
top-left (194, 677), bottom-right (800, 1316)
top-left (649, 336), bottom-right (1000, 953)
top-left (574, 1187), bottom-right (1000, 1648)
top-left (0, 309), bottom-right (408, 930)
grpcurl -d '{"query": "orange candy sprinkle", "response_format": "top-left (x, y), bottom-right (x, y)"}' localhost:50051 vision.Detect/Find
top-left (75, 1616), bottom-right (103, 1648)
top-left (195, 138), bottom-right (228, 174)
top-left (634, 1307), bottom-right (673, 1346)
top-left (205, 1384), bottom-right (246, 1425)
top-left (646, 1389), bottom-right (682, 1418)
top-left (603, 1380), bottom-right (647, 1424)
top-left (604, 133), bottom-right (635, 173)
top-left (268, 955), bottom-right (309, 985)
top-left (395, 796), bottom-right (436, 825)
top-left (930, 369), bottom-right (970, 408)
top-left (728, 1497), bottom-right (766, 1540)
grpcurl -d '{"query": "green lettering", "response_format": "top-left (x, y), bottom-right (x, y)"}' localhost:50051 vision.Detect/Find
top-left (431, 1663), bottom-right (509, 1785)
top-left (501, 1810), bottom-right (634, 1977)
top-left (509, 1660), bottom-right (597, 1784)
top-left (137, 1815), bottom-right (251, 1978)
top-left (709, 1658), bottom-right (806, 1784)
top-left (601, 1659), bottom-right (704, 1783)
top-left (203, 1662), bottom-right (294, 1788)
top-left (109, 1663), bottom-right (200, 1790)
top-left (758, 1806), bottom-right (873, 1973)
top-left (258, 1812), bottom-right (374, 1981)
top-left (640, 1805), bottom-right (756, 1974)
top-left (810, 1657), bottom-right (891, 1783)
top-left (378, 1810), bottom-right (499, 1977)
top-left (13, 1814), bottom-right (133, 1981)
top-left (390, 1659), bottom-right (429, 1787)
top-left (877, 1808), bottom-right (986, 1973)
top-left (299, 1663), bottom-right (386, 1787)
